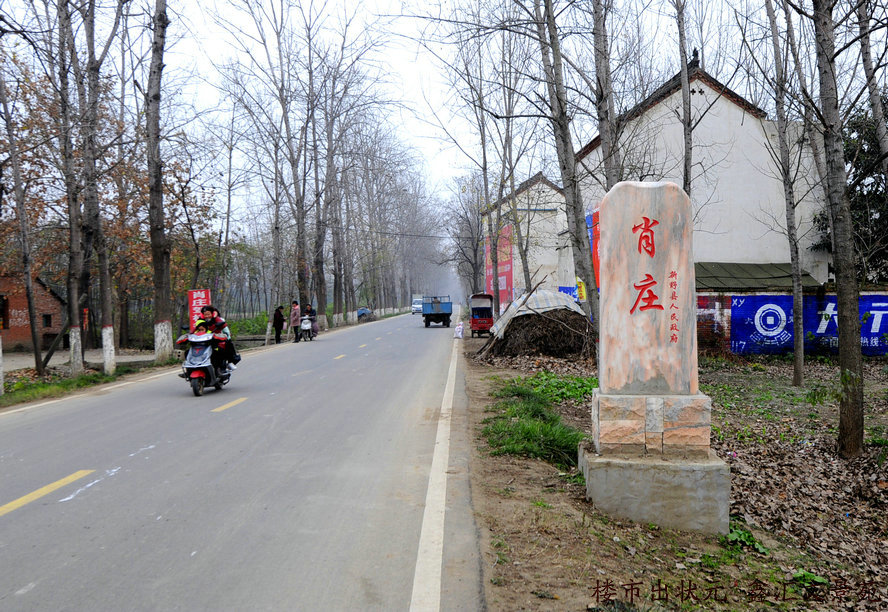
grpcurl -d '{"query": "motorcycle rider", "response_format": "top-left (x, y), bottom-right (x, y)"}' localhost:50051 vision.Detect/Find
top-left (302, 303), bottom-right (318, 338)
top-left (201, 305), bottom-right (241, 370)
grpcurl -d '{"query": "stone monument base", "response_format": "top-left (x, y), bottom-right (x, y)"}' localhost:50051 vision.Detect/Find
top-left (590, 389), bottom-right (713, 458)
top-left (578, 446), bottom-right (730, 534)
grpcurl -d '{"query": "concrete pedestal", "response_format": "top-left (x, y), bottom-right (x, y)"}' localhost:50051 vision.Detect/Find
top-left (578, 447), bottom-right (730, 534)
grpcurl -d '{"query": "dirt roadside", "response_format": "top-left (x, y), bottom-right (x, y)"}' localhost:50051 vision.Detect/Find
top-left (461, 336), bottom-right (888, 611)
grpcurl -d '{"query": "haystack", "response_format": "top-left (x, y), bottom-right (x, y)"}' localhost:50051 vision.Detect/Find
top-left (479, 290), bottom-right (593, 358)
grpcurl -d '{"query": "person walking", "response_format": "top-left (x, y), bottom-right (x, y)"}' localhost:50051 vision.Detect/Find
top-left (289, 300), bottom-right (301, 342)
top-left (272, 306), bottom-right (285, 344)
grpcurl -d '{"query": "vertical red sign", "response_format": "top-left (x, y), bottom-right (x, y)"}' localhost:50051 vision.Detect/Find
top-left (591, 210), bottom-right (601, 288)
top-left (485, 225), bottom-right (514, 307)
top-left (188, 289), bottom-right (212, 328)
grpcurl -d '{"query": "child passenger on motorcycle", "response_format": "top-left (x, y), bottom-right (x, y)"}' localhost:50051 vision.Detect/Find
top-left (178, 319), bottom-right (228, 374)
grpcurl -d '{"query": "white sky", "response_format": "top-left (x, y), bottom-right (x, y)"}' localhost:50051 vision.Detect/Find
top-left (168, 0), bottom-right (469, 198)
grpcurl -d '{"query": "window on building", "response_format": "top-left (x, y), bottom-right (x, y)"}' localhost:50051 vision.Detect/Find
top-left (0, 295), bottom-right (7, 329)
top-left (43, 314), bottom-right (52, 328)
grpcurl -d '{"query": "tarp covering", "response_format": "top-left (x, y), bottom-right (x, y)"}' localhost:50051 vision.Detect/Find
top-left (490, 289), bottom-right (586, 339)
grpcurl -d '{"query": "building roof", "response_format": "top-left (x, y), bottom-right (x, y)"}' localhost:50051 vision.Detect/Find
top-left (483, 172), bottom-right (563, 216)
top-left (695, 262), bottom-right (822, 292)
top-left (577, 53), bottom-right (768, 163)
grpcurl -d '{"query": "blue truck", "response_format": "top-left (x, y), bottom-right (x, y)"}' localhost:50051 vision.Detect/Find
top-left (422, 295), bottom-right (452, 328)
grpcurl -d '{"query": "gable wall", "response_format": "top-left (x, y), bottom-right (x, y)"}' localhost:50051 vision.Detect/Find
top-left (0, 277), bottom-right (66, 350)
top-left (578, 80), bottom-right (829, 284)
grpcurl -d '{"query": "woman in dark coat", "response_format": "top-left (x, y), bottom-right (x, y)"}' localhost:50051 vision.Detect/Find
top-left (272, 306), bottom-right (285, 344)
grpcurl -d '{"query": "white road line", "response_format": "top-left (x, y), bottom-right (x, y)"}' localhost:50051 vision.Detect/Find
top-left (409, 339), bottom-right (458, 612)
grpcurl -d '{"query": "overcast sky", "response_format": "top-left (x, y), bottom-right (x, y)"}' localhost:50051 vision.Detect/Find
top-left (169, 0), bottom-right (467, 198)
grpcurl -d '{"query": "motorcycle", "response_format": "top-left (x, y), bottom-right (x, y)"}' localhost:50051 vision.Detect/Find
top-left (176, 330), bottom-right (231, 396)
top-left (299, 315), bottom-right (315, 342)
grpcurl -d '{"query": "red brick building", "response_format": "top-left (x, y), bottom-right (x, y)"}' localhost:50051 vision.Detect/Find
top-left (0, 276), bottom-right (66, 350)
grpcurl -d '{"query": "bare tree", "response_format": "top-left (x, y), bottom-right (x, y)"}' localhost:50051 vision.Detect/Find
top-left (808, 0), bottom-right (864, 457)
top-left (146, 0), bottom-right (173, 362)
top-left (764, 0), bottom-right (806, 385)
top-left (72, 0), bottom-right (127, 373)
top-left (856, 0), bottom-right (888, 176)
top-left (527, 0), bottom-right (599, 332)
top-left (448, 176), bottom-right (486, 295)
top-left (591, 0), bottom-right (621, 189)
top-left (0, 58), bottom-right (45, 375)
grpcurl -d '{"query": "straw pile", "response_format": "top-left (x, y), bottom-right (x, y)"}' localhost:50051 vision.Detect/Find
top-left (481, 309), bottom-right (592, 358)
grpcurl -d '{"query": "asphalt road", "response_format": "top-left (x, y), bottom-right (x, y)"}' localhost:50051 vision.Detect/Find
top-left (0, 313), bottom-right (482, 611)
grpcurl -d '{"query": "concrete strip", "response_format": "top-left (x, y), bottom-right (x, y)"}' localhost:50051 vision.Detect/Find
top-left (409, 339), bottom-right (458, 611)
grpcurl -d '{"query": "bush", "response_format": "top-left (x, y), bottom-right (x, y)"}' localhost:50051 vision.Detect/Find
top-left (227, 312), bottom-right (269, 336)
top-left (483, 376), bottom-right (586, 469)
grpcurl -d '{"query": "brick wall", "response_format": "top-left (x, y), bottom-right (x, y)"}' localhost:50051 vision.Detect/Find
top-left (0, 277), bottom-right (65, 350)
top-left (697, 293), bottom-right (732, 354)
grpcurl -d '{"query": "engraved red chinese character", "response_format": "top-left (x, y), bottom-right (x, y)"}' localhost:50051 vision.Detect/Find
top-left (630, 274), bottom-right (664, 314)
top-left (632, 217), bottom-right (659, 257)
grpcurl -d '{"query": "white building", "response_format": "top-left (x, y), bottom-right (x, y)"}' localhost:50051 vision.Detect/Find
top-left (481, 173), bottom-right (567, 306)
top-left (575, 55), bottom-right (829, 287)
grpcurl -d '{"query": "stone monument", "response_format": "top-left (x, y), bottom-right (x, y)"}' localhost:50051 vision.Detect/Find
top-left (578, 181), bottom-right (730, 534)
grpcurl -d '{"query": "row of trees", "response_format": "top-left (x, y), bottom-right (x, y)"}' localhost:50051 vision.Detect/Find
top-left (0, 2), bottom-right (443, 378)
top-left (435, 0), bottom-right (885, 458)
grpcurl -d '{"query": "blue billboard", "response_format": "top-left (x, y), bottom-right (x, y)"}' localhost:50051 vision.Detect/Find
top-left (730, 294), bottom-right (888, 355)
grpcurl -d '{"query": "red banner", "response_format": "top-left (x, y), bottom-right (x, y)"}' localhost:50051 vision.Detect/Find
top-left (188, 289), bottom-right (212, 329)
top-left (485, 225), bottom-right (513, 308)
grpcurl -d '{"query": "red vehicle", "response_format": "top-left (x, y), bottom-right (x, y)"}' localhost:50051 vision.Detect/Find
top-left (469, 293), bottom-right (494, 338)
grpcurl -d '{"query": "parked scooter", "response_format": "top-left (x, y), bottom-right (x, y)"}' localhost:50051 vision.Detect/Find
top-left (299, 315), bottom-right (315, 342)
top-left (176, 329), bottom-right (231, 396)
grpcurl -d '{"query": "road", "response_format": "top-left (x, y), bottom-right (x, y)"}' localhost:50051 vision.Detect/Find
top-left (0, 313), bottom-right (482, 611)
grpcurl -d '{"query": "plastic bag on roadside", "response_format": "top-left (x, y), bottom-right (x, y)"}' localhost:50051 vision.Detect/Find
top-left (454, 321), bottom-right (464, 339)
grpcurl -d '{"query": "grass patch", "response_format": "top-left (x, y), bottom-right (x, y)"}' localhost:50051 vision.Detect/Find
top-left (1, 371), bottom-right (118, 408)
top-left (495, 370), bottom-right (597, 403)
top-left (0, 358), bottom-right (177, 409)
top-left (484, 373), bottom-right (587, 469)
top-left (226, 312), bottom-right (269, 336)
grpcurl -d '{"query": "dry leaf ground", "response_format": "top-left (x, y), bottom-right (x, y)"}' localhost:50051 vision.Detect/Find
top-left (463, 337), bottom-right (888, 611)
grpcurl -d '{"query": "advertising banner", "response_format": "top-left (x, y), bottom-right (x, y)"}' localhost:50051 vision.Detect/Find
top-left (485, 225), bottom-right (513, 308)
top-left (586, 210), bottom-right (600, 288)
top-left (730, 294), bottom-right (888, 356)
top-left (188, 289), bottom-right (212, 329)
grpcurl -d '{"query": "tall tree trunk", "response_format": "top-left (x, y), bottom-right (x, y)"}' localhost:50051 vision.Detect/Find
top-left (0, 69), bottom-right (45, 376)
top-left (146, 0), bottom-right (173, 362)
top-left (533, 0), bottom-right (600, 338)
top-left (58, 0), bottom-right (85, 375)
top-left (79, 0), bottom-right (125, 373)
top-left (765, 0), bottom-right (804, 386)
top-left (674, 0), bottom-right (693, 197)
top-left (783, 1), bottom-right (828, 186)
top-left (857, 0), bottom-right (888, 176)
top-left (812, 0), bottom-right (864, 457)
top-left (592, 0), bottom-right (620, 189)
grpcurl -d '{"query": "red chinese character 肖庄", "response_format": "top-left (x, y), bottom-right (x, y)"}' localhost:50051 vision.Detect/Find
top-left (632, 217), bottom-right (659, 258)
top-left (630, 274), bottom-right (664, 314)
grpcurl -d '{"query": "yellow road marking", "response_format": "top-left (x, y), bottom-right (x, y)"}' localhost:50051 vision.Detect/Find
top-left (376, 337), bottom-right (382, 341)
top-left (359, 344), bottom-right (367, 348)
top-left (0, 470), bottom-right (95, 518)
top-left (334, 354), bottom-right (346, 360)
top-left (212, 397), bottom-right (248, 413)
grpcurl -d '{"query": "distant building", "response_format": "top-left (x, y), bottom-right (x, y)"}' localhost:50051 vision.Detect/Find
top-left (576, 54), bottom-right (830, 285)
top-left (481, 172), bottom-right (566, 310)
top-left (0, 276), bottom-right (66, 350)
